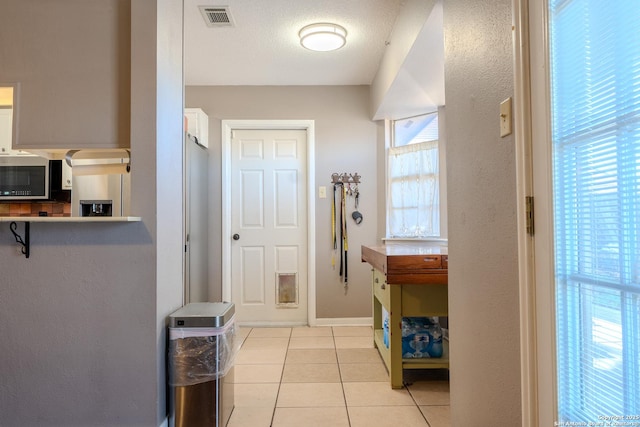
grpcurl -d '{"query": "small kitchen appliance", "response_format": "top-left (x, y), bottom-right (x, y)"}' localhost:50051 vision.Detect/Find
top-left (0, 156), bottom-right (50, 200)
top-left (79, 200), bottom-right (113, 217)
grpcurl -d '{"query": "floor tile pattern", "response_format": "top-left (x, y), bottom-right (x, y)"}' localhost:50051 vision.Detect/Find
top-left (227, 326), bottom-right (451, 427)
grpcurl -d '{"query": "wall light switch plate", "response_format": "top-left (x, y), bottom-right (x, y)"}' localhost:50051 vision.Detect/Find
top-left (500, 97), bottom-right (512, 137)
top-left (319, 186), bottom-right (327, 198)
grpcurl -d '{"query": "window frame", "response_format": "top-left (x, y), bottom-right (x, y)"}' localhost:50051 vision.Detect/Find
top-left (547, 0), bottom-right (640, 421)
top-left (384, 110), bottom-right (447, 241)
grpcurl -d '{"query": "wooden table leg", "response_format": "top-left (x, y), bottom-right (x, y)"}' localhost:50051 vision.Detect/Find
top-left (388, 285), bottom-right (403, 389)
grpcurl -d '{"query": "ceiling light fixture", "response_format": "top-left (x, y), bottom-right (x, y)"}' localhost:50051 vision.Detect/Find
top-left (299, 23), bottom-right (347, 52)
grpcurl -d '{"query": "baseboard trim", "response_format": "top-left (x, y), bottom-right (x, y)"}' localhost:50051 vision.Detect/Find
top-left (236, 318), bottom-right (373, 328)
top-left (236, 321), bottom-right (308, 328)
top-left (315, 317), bottom-right (373, 327)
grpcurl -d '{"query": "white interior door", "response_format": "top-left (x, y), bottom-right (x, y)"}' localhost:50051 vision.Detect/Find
top-left (230, 128), bottom-right (308, 325)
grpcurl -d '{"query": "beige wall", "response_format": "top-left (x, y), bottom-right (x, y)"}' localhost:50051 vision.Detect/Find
top-left (186, 85), bottom-right (380, 319)
top-left (443, 0), bottom-right (522, 425)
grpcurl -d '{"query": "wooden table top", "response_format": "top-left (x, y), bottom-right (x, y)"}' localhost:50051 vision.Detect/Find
top-left (361, 243), bottom-right (448, 285)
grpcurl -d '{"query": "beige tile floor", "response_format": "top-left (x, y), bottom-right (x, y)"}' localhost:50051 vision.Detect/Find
top-left (227, 326), bottom-right (450, 427)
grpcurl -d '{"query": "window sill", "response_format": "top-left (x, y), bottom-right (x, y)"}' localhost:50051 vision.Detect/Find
top-left (382, 237), bottom-right (448, 244)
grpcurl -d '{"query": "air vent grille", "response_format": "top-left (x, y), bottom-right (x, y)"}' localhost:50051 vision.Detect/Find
top-left (198, 6), bottom-right (234, 27)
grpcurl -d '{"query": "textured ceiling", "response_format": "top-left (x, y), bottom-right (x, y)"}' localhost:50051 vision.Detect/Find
top-left (184, 0), bottom-right (404, 86)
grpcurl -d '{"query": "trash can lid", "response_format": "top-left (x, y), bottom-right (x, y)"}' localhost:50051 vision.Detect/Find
top-left (168, 302), bottom-right (235, 328)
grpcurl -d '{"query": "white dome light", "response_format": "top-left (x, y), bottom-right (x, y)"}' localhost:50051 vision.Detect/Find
top-left (299, 23), bottom-right (347, 52)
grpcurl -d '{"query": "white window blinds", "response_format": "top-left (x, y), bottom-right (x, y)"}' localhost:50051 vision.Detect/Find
top-left (549, 0), bottom-right (640, 421)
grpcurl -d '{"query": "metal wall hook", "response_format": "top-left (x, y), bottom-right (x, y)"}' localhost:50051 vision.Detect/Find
top-left (330, 172), bottom-right (362, 185)
top-left (9, 221), bottom-right (30, 258)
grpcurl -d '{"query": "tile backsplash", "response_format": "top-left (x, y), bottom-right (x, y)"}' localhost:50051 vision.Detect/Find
top-left (0, 201), bottom-right (71, 217)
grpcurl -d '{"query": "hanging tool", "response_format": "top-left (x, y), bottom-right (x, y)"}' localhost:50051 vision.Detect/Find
top-left (342, 183), bottom-right (348, 289)
top-left (338, 183), bottom-right (344, 278)
top-left (331, 183), bottom-right (337, 269)
top-left (351, 187), bottom-right (363, 224)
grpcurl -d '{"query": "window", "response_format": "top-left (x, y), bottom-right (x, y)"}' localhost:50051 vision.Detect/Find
top-left (387, 112), bottom-right (440, 238)
top-left (549, 0), bottom-right (640, 421)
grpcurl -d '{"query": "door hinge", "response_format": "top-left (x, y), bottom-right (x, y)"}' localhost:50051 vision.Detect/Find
top-left (526, 196), bottom-right (534, 236)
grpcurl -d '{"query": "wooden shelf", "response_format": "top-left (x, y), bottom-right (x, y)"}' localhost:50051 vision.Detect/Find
top-left (374, 329), bottom-right (450, 373)
top-left (402, 339), bottom-right (449, 369)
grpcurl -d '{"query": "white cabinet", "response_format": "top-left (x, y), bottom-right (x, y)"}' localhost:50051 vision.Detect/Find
top-left (0, 108), bottom-right (34, 156)
top-left (0, 108), bottom-right (11, 155)
top-left (184, 108), bottom-right (209, 148)
top-left (61, 160), bottom-right (73, 190)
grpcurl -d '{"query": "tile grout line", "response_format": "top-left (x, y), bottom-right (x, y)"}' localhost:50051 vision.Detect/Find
top-left (232, 327), bottom-right (251, 427)
top-left (269, 327), bottom-right (292, 427)
top-left (332, 326), bottom-right (353, 427)
top-left (404, 381), bottom-right (432, 427)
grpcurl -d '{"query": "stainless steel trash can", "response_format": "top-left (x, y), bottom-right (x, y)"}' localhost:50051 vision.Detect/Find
top-left (168, 302), bottom-right (236, 427)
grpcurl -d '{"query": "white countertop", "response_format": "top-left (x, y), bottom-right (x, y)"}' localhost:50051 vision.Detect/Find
top-left (0, 216), bottom-right (141, 223)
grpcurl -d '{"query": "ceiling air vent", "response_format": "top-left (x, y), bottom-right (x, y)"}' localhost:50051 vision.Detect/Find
top-left (199, 6), bottom-right (234, 27)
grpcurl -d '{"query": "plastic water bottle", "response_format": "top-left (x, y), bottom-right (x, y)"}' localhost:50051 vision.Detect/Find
top-left (383, 317), bottom-right (389, 348)
top-left (426, 318), bottom-right (444, 358)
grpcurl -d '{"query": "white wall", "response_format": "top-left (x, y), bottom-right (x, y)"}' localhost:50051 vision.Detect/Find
top-left (186, 85), bottom-right (379, 319)
top-left (149, 0), bottom-right (185, 423)
top-left (443, 0), bottom-right (522, 425)
top-left (370, 0), bottom-right (437, 119)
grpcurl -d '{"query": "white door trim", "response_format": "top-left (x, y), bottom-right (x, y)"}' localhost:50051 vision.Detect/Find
top-left (513, 0), bottom-right (538, 425)
top-left (514, 0), bottom-right (558, 425)
top-left (221, 120), bottom-right (316, 326)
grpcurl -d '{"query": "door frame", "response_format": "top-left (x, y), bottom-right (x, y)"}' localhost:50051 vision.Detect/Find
top-left (513, 1), bottom-right (538, 425)
top-left (513, 0), bottom-right (557, 425)
top-left (221, 119), bottom-right (316, 326)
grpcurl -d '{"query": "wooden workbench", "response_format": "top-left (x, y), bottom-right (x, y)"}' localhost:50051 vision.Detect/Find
top-left (362, 243), bottom-right (448, 388)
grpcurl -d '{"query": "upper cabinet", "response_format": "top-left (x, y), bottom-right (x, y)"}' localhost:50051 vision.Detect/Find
top-left (0, 86), bottom-right (34, 156)
top-left (0, 107), bottom-right (12, 155)
top-left (185, 108), bottom-right (209, 148)
top-left (0, 0), bottom-right (131, 151)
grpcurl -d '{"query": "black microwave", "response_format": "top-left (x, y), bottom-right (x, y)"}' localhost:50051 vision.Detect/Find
top-left (0, 156), bottom-right (50, 200)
